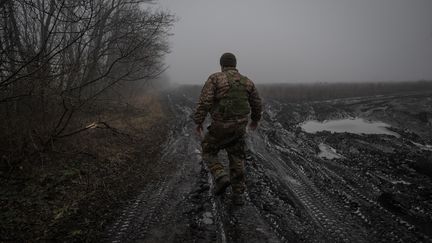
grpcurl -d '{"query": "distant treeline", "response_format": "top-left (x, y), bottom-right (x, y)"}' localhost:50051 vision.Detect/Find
top-left (179, 80), bottom-right (432, 103)
top-left (258, 80), bottom-right (432, 102)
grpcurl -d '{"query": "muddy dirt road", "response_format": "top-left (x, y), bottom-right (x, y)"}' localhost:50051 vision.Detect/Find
top-left (107, 88), bottom-right (432, 242)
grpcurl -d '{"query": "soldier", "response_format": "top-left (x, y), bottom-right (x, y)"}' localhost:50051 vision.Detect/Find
top-left (193, 52), bottom-right (262, 205)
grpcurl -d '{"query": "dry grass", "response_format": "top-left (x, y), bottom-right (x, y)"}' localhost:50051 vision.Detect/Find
top-left (0, 92), bottom-right (170, 241)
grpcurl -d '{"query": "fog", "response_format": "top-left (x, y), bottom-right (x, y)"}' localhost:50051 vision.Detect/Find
top-left (157, 0), bottom-right (432, 84)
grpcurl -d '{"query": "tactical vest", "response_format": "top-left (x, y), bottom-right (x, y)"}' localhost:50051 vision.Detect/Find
top-left (214, 72), bottom-right (250, 120)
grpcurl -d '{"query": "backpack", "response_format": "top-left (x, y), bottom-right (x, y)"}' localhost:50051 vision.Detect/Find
top-left (214, 72), bottom-right (250, 120)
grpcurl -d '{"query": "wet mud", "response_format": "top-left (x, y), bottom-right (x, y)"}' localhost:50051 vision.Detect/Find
top-left (107, 89), bottom-right (432, 242)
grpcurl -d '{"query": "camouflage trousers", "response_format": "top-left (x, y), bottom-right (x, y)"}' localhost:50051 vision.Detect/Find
top-left (201, 120), bottom-right (248, 194)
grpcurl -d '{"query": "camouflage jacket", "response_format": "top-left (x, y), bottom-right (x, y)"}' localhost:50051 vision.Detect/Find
top-left (193, 67), bottom-right (262, 125)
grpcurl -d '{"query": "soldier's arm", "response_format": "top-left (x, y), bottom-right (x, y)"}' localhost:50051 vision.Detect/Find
top-left (248, 81), bottom-right (262, 122)
top-left (193, 76), bottom-right (216, 125)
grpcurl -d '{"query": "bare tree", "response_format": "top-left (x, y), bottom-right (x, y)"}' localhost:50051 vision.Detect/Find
top-left (0, 0), bottom-right (174, 159)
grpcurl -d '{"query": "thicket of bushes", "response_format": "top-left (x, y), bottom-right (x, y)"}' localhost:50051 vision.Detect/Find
top-left (0, 0), bottom-right (174, 165)
top-left (0, 1), bottom-right (173, 240)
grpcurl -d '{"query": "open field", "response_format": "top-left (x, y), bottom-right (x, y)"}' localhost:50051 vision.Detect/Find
top-left (2, 83), bottom-right (432, 242)
top-left (105, 85), bottom-right (432, 242)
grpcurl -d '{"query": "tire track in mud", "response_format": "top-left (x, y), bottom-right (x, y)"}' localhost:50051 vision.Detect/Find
top-left (257, 101), bottom-right (431, 243)
top-left (315, 158), bottom-right (430, 242)
top-left (166, 93), bottom-right (288, 243)
top-left (107, 91), bottom-right (357, 242)
top-left (206, 154), bottom-right (285, 243)
top-left (107, 94), bottom-right (203, 242)
top-left (107, 93), bottom-right (285, 242)
top-left (246, 113), bottom-right (368, 242)
top-left (107, 90), bottom-right (429, 242)
top-left (108, 179), bottom-right (166, 242)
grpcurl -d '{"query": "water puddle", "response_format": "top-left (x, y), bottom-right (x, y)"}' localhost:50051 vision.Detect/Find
top-left (301, 118), bottom-right (400, 137)
top-left (318, 143), bottom-right (344, 160)
top-left (411, 142), bottom-right (432, 151)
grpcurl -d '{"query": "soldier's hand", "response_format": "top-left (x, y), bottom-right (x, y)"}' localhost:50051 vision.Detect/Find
top-left (249, 121), bottom-right (258, 131)
top-left (195, 124), bottom-right (204, 139)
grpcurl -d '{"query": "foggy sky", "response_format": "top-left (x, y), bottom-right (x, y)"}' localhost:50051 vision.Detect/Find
top-left (157, 0), bottom-right (432, 84)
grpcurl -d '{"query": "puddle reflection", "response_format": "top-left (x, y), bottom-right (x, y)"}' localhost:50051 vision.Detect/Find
top-left (301, 118), bottom-right (400, 137)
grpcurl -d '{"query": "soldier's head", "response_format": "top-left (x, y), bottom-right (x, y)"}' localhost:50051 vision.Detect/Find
top-left (220, 52), bottom-right (237, 68)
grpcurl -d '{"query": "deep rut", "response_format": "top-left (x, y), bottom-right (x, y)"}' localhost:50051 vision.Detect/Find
top-left (106, 90), bottom-right (430, 242)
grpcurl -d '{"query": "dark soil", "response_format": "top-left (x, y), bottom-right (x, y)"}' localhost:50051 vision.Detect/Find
top-left (2, 88), bottom-right (432, 243)
top-left (106, 89), bottom-right (432, 243)
top-left (0, 95), bottom-right (170, 242)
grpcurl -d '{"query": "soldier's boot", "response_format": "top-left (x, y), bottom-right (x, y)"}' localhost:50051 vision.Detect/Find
top-left (214, 175), bottom-right (230, 195)
top-left (232, 193), bottom-right (245, 206)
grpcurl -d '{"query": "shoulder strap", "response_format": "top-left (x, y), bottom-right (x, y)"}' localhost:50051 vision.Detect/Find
top-left (225, 72), bottom-right (247, 86)
top-left (239, 75), bottom-right (248, 86)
